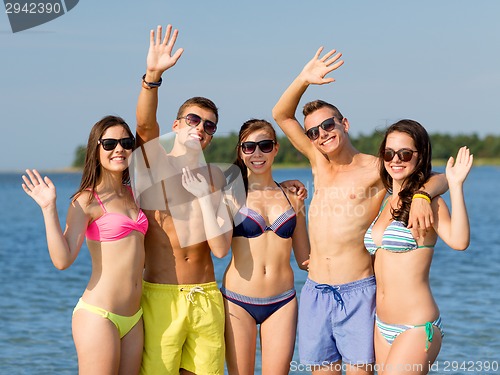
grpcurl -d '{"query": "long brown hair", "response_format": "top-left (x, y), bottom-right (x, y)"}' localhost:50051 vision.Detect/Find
top-left (71, 115), bottom-right (134, 203)
top-left (234, 119), bottom-right (277, 194)
top-left (378, 119), bottom-right (432, 225)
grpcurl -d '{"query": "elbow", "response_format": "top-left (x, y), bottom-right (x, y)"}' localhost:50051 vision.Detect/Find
top-left (456, 243), bottom-right (470, 251)
top-left (212, 244), bottom-right (231, 259)
top-left (53, 260), bottom-right (70, 271)
top-left (212, 249), bottom-right (229, 259)
top-left (451, 239), bottom-right (470, 251)
top-left (271, 107), bottom-right (279, 121)
top-left (272, 107), bottom-right (287, 124)
top-left (298, 263), bottom-right (308, 271)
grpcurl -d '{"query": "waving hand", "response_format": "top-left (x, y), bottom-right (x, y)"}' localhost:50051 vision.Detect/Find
top-left (299, 47), bottom-right (344, 86)
top-left (147, 24), bottom-right (184, 74)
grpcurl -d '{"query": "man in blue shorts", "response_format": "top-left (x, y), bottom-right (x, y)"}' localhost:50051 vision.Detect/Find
top-left (272, 47), bottom-right (446, 374)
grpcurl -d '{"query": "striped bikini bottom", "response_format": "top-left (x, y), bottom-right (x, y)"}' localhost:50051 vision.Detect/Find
top-left (376, 314), bottom-right (444, 352)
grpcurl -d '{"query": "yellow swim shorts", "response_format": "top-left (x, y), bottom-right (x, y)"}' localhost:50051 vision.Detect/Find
top-left (140, 281), bottom-right (225, 375)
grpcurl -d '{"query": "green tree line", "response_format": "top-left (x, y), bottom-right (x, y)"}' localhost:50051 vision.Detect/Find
top-left (72, 131), bottom-right (500, 168)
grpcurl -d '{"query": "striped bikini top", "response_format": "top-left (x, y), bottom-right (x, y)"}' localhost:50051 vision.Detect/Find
top-left (364, 198), bottom-right (432, 255)
top-left (233, 182), bottom-right (296, 239)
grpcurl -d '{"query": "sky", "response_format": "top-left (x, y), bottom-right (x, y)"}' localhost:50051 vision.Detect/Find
top-left (1, 0), bottom-right (499, 171)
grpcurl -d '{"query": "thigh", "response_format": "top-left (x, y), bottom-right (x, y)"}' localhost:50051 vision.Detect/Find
top-left (119, 317), bottom-right (144, 375)
top-left (224, 299), bottom-right (258, 375)
top-left (383, 327), bottom-right (442, 375)
top-left (374, 322), bottom-right (391, 368)
top-left (141, 287), bottom-right (183, 375)
top-left (298, 283), bottom-right (339, 365)
top-left (260, 297), bottom-right (297, 375)
top-left (182, 288), bottom-right (225, 374)
top-left (334, 280), bottom-right (376, 366)
top-left (72, 308), bottom-right (120, 375)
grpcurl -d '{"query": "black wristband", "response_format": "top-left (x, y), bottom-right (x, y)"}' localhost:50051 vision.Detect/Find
top-left (142, 74), bottom-right (162, 89)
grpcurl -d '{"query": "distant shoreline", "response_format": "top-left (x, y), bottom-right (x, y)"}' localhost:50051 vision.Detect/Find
top-left (3, 158), bottom-right (500, 174)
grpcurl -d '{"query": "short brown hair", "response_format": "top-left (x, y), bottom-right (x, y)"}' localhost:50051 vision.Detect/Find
top-left (303, 99), bottom-right (343, 120)
top-left (177, 97), bottom-right (219, 124)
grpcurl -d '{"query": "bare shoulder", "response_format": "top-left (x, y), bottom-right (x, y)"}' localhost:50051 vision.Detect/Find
top-left (351, 153), bottom-right (380, 178)
top-left (356, 153), bottom-right (379, 169)
top-left (70, 190), bottom-right (95, 216)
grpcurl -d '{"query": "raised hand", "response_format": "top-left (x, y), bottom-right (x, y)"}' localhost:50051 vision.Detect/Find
top-left (21, 169), bottom-right (57, 209)
top-left (446, 146), bottom-right (473, 186)
top-left (299, 47), bottom-right (344, 86)
top-left (181, 167), bottom-right (211, 198)
top-left (146, 24), bottom-right (184, 74)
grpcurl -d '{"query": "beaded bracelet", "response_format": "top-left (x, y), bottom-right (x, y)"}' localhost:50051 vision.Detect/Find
top-left (412, 190), bottom-right (432, 204)
top-left (142, 74), bottom-right (162, 89)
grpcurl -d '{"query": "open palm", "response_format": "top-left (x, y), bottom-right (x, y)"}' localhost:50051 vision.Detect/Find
top-left (446, 146), bottom-right (473, 186)
top-left (147, 24), bottom-right (184, 73)
top-left (21, 169), bottom-right (57, 209)
top-left (300, 47), bottom-right (344, 85)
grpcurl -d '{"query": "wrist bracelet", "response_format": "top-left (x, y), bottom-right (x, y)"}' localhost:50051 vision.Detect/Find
top-left (412, 190), bottom-right (431, 204)
top-left (142, 74), bottom-right (162, 89)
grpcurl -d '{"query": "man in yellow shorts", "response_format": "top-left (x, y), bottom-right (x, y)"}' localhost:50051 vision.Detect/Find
top-left (134, 25), bottom-right (233, 375)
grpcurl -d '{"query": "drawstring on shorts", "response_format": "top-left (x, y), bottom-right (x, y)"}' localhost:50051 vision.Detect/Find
top-left (315, 284), bottom-right (345, 311)
top-left (182, 286), bottom-right (207, 304)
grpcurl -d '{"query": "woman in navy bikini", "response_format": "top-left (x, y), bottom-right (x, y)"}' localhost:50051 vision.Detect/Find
top-left (364, 119), bottom-right (472, 374)
top-left (221, 119), bottom-right (310, 374)
top-left (22, 116), bottom-right (148, 375)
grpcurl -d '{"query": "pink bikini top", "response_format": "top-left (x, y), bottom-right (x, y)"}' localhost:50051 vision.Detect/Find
top-left (86, 188), bottom-right (148, 242)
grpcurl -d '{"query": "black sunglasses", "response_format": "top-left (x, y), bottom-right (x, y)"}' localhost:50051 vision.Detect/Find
top-left (98, 137), bottom-right (135, 151)
top-left (178, 113), bottom-right (217, 135)
top-left (305, 117), bottom-right (341, 140)
top-left (383, 148), bottom-right (417, 162)
top-left (239, 140), bottom-right (276, 154)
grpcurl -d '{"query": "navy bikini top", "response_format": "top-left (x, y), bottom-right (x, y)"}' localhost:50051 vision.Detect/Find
top-left (233, 183), bottom-right (296, 239)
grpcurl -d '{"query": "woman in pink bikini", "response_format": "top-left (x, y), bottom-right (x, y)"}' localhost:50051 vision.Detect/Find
top-left (22, 115), bottom-right (148, 375)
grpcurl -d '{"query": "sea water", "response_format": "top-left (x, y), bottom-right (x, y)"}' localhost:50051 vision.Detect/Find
top-left (1, 167), bottom-right (499, 374)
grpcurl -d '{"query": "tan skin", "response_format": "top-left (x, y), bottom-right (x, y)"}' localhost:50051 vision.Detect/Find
top-left (223, 129), bottom-right (310, 375)
top-left (372, 133), bottom-right (472, 374)
top-left (22, 125), bottom-right (145, 375)
top-left (137, 25), bottom-right (231, 286)
top-left (136, 25), bottom-right (232, 375)
top-left (272, 48), bottom-right (448, 375)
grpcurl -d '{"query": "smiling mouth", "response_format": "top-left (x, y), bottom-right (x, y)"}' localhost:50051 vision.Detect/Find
top-left (321, 136), bottom-right (335, 146)
top-left (390, 165), bottom-right (405, 171)
top-left (189, 134), bottom-right (203, 141)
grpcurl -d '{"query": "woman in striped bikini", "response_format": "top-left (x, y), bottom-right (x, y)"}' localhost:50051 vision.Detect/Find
top-left (364, 119), bottom-right (473, 374)
top-left (222, 119), bottom-right (310, 375)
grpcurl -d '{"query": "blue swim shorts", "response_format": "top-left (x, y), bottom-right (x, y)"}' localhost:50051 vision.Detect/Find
top-left (298, 276), bottom-right (376, 366)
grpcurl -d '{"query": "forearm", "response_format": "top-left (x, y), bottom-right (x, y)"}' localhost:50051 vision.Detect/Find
top-left (422, 172), bottom-right (448, 198)
top-left (272, 76), bottom-right (309, 125)
top-left (197, 195), bottom-right (231, 258)
top-left (448, 185), bottom-right (470, 249)
top-left (136, 72), bottom-right (162, 140)
top-left (41, 207), bottom-right (74, 270)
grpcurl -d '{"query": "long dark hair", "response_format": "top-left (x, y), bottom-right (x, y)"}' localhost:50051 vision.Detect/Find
top-left (72, 115), bottom-right (134, 203)
top-left (378, 119), bottom-right (432, 225)
top-left (234, 119), bottom-right (277, 194)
